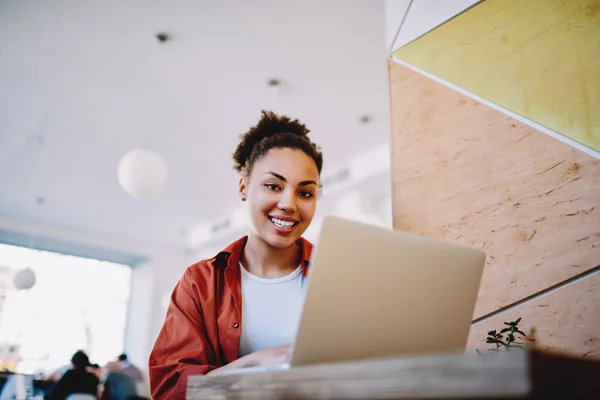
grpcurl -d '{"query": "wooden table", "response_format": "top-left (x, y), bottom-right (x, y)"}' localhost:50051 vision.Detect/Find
top-left (187, 349), bottom-right (600, 399)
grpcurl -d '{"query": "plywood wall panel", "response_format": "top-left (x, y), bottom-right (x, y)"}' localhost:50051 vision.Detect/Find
top-left (389, 61), bottom-right (600, 319)
top-left (467, 270), bottom-right (600, 359)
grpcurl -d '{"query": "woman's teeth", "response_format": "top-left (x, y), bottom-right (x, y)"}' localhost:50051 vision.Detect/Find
top-left (270, 217), bottom-right (295, 228)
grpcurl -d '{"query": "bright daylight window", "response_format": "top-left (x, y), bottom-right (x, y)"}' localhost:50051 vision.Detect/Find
top-left (0, 243), bottom-right (131, 377)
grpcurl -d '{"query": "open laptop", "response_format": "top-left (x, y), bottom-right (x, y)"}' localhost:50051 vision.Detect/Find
top-left (223, 215), bottom-right (486, 374)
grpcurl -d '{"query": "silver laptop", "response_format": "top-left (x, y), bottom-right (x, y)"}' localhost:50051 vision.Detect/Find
top-left (224, 215), bottom-right (486, 374)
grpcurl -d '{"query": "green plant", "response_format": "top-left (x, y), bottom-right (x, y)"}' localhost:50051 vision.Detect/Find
top-left (484, 317), bottom-right (527, 352)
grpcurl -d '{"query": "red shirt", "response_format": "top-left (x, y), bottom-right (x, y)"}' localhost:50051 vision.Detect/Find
top-left (148, 236), bottom-right (313, 400)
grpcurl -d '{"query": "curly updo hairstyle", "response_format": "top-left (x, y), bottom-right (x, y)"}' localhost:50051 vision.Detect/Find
top-left (233, 110), bottom-right (323, 178)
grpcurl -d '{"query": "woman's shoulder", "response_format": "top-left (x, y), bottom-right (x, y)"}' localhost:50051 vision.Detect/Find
top-left (182, 236), bottom-right (248, 279)
top-left (180, 257), bottom-right (219, 287)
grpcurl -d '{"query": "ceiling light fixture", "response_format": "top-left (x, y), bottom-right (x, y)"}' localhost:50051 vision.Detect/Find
top-left (14, 235), bottom-right (37, 290)
top-left (265, 78), bottom-right (285, 111)
top-left (117, 148), bottom-right (169, 199)
top-left (117, 34), bottom-right (170, 200)
top-left (155, 32), bottom-right (171, 43)
top-left (14, 268), bottom-right (36, 290)
top-left (359, 114), bottom-right (372, 124)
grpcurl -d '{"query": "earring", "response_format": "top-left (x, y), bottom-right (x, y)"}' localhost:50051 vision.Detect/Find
top-left (240, 194), bottom-right (246, 201)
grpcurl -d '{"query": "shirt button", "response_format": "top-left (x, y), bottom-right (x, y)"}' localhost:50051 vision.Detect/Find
top-left (232, 322), bottom-right (239, 328)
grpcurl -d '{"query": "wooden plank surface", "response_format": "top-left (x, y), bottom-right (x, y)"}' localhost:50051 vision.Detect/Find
top-left (188, 350), bottom-right (530, 400)
top-left (468, 269), bottom-right (600, 359)
top-left (393, 0), bottom-right (600, 152)
top-left (388, 61), bottom-right (600, 319)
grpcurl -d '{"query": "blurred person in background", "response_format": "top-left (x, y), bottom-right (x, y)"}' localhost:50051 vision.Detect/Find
top-left (46, 350), bottom-right (98, 400)
top-left (149, 111), bottom-right (324, 400)
top-left (117, 353), bottom-right (150, 398)
top-left (44, 349), bottom-right (87, 382)
top-left (117, 353), bottom-right (143, 382)
top-left (98, 361), bottom-right (138, 400)
top-left (88, 363), bottom-right (101, 379)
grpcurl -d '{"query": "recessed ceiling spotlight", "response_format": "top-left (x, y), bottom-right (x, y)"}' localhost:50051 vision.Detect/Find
top-left (155, 32), bottom-right (171, 43)
top-left (359, 114), bottom-right (372, 124)
top-left (27, 134), bottom-right (44, 146)
top-left (36, 196), bottom-right (45, 206)
top-left (266, 78), bottom-right (284, 100)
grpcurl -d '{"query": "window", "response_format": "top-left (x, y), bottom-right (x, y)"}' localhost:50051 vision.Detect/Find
top-left (0, 244), bottom-right (131, 377)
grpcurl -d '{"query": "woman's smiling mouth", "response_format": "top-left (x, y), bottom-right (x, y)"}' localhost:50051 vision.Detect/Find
top-left (268, 216), bottom-right (299, 229)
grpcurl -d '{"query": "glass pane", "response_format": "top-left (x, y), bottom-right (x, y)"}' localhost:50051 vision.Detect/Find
top-left (0, 244), bottom-right (131, 377)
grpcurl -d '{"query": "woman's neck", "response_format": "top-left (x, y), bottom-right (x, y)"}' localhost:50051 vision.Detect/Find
top-left (241, 232), bottom-right (301, 278)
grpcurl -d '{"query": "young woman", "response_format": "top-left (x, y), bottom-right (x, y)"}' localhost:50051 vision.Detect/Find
top-left (148, 111), bottom-right (323, 400)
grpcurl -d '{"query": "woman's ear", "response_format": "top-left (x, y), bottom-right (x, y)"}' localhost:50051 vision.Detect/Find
top-left (238, 177), bottom-right (247, 201)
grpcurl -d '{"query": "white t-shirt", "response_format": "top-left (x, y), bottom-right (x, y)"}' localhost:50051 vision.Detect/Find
top-left (238, 263), bottom-right (307, 357)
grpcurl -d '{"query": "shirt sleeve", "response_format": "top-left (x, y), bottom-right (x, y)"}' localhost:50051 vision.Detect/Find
top-left (148, 267), bottom-right (220, 400)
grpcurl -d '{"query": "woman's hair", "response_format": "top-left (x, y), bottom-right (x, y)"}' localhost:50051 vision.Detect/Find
top-left (233, 110), bottom-right (323, 177)
top-left (71, 350), bottom-right (91, 370)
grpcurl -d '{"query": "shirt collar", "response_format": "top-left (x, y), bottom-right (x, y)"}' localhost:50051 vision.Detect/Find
top-left (215, 236), bottom-right (313, 278)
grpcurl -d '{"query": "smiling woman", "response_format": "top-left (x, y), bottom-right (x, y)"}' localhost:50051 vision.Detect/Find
top-left (148, 111), bottom-right (324, 400)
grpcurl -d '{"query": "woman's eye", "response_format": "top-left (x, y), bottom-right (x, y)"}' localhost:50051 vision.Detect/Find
top-left (265, 184), bottom-right (279, 191)
top-left (300, 191), bottom-right (314, 198)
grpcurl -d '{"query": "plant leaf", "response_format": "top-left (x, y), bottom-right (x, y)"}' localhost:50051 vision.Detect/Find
top-left (487, 330), bottom-right (497, 336)
top-left (516, 329), bottom-right (526, 337)
top-left (515, 317), bottom-right (522, 324)
top-left (500, 328), bottom-right (511, 333)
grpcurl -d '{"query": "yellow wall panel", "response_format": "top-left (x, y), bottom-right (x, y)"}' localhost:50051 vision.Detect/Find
top-left (393, 0), bottom-right (600, 152)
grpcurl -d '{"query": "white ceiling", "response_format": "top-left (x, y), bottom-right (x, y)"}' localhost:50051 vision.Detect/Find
top-left (0, 0), bottom-right (392, 250)
top-left (0, 0), bottom-right (483, 253)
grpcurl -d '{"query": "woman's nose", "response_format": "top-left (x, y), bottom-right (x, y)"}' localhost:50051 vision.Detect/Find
top-left (277, 192), bottom-right (298, 213)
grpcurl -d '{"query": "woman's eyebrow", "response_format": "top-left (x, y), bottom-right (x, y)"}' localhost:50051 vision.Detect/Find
top-left (262, 171), bottom-right (317, 186)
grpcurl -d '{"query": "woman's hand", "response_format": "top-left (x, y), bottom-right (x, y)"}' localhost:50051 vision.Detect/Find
top-left (206, 343), bottom-right (293, 376)
top-left (244, 343), bottom-right (293, 367)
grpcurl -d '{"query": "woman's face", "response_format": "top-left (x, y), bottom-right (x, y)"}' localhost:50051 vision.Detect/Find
top-left (240, 148), bottom-right (319, 249)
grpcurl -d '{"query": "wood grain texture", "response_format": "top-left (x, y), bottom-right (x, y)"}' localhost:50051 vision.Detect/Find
top-left (188, 350), bottom-right (530, 400)
top-left (388, 61), bottom-right (600, 319)
top-left (393, 0), bottom-right (600, 152)
top-left (468, 270), bottom-right (600, 359)
top-left (187, 350), bottom-right (600, 399)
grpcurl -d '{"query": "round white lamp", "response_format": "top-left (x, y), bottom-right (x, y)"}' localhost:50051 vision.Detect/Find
top-left (117, 148), bottom-right (169, 199)
top-left (14, 268), bottom-right (36, 290)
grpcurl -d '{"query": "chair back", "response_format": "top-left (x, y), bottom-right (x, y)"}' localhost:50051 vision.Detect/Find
top-left (65, 394), bottom-right (96, 400)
